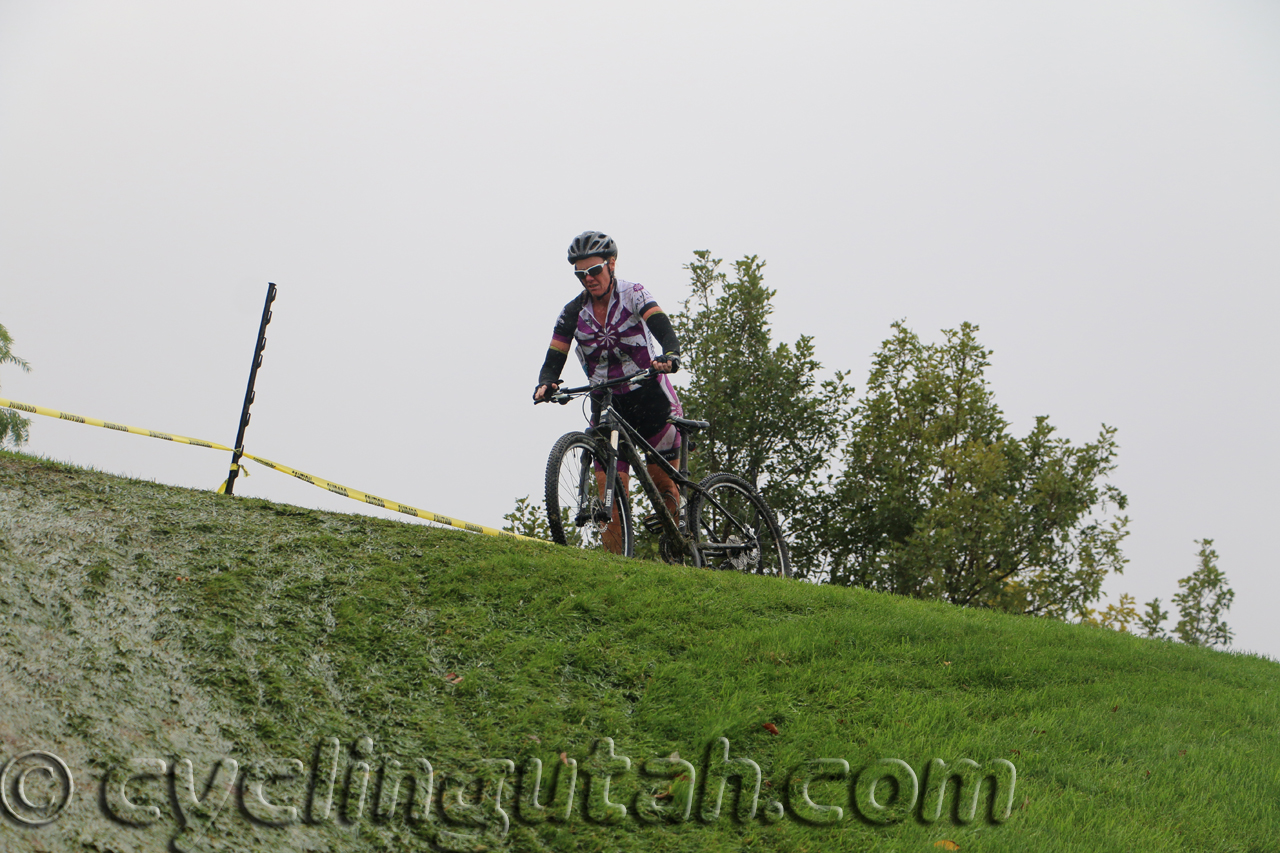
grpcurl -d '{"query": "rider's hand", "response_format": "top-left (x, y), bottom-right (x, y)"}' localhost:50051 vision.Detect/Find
top-left (534, 382), bottom-right (561, 402)
top-left (653, 354), bottom-right (680, 374)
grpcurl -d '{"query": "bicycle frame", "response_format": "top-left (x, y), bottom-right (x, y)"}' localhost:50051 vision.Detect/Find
top-left (546, 369), bottom-right (763, 565)
top-left (593, 385), bottom-right (695, 557)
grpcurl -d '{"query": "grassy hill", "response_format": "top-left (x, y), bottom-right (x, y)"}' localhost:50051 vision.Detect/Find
top-left (1, 449), bottom-right (1276, 853)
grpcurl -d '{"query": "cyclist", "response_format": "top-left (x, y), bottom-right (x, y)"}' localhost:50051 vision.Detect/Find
top-left (534, 231), bottom-right (683, 554)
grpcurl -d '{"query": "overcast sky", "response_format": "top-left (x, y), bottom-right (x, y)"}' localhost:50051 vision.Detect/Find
top-left (2, 1), bottom-right (1277, 659)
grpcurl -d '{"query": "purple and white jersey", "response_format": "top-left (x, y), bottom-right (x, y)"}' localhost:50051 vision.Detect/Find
top-left (550, 279), bottom-right (682, 413)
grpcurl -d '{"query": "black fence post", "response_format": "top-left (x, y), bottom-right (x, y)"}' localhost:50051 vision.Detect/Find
top-left (222, 282), bottom-right (277, 496)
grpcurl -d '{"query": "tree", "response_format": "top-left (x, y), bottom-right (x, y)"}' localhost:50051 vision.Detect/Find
top-left (672, 252), bottom-right (854, 524)
top-left (1134, 540), bottom-right (1234, 647)
top-left (503, 494), bottom-right (594, 549)
top-left (0, 322), bottom-right (31, 448)
top-left (799, 321), bottom-right (1129, 616)
top-left (502, 495), bottom-right (552, 540)
top-left (1170, 539), bottom-right (1234, 647)
top-left (1078, 593), bottom-right (1138, 632)
top-left (1137, 597), bottom-right (1170, 639)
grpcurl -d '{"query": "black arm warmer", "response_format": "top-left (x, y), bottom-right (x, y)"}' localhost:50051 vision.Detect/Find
top-left (537, 347), bottom-right (568, 388)
top-left (645, 310), bottom-right (681, 357)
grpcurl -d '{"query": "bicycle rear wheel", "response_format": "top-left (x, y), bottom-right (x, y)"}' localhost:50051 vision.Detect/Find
top-left (688, 472), bottom-right (790, 577)
top-left (544, 432), bottom-right (634, 557)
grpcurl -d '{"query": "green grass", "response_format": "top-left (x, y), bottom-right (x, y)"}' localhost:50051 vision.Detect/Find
top-left (1, 447), bottom-right (1277, 853)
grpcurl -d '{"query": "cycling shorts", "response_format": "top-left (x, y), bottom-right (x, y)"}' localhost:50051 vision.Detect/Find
top-left (591, 376), bottom-right (681, 474)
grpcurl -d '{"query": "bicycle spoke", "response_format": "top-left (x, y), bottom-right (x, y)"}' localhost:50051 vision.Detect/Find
top-left (545, 432), bottom-right (632, 556)
top-left (689, 473), bottom-right (790, 577)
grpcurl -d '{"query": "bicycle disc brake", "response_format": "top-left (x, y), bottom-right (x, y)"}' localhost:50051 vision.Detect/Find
top-left (721, 534), bottom-right (760, 572)
top-left (576, 499), bottom-right (611, 527)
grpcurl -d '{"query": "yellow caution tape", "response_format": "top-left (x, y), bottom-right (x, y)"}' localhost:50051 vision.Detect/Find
top-left (0, 397), bottom-right (234, 451)
top-left (214, 463), bottom-right (248, 495)
top-left (1, 397), bottom-right (540, 543)
top-left (234, 450), bottom-right (526, 540)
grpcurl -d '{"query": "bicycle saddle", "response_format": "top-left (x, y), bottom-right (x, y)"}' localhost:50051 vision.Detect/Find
top-left (668, 416), bottom-right (709, 433)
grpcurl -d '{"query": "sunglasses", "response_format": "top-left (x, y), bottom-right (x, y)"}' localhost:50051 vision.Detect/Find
top-left (574, 262), bottom-right (608, 282)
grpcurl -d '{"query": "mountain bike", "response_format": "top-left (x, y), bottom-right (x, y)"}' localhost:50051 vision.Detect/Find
top-left (536, 368), bottom-right (791, 577)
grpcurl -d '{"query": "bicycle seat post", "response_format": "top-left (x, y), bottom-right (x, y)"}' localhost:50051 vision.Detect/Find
top-left (678, 424), bottom-right (689, 478)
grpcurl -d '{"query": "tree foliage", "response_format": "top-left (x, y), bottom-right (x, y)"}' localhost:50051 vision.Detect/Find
top-left (1171, 539), bottom-right (1234, 647)
top-left (503, 494), bottom-right (595, 549)
top-left (672, 251), bottom-right (854, 517)
top-left (796, 322), bottom-right (1129, 616)
top-left (503, 495), bottom-right (554, 541)
top-left (0, 322), bottom-right (31, 448)
top-left (1137, 597), bottom-right (1170, 640)
top-left (1078, 593), bottom-right (1139, 632)
top-left (1129, 540), bottom-right (1235, 647)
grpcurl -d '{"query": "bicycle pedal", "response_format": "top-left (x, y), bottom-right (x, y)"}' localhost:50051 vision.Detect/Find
top-left (642, 514), bottom-right (665, 535)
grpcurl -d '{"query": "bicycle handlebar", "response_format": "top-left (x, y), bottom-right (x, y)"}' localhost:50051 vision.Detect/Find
top-left (535, 368), bottom-right (655, 405)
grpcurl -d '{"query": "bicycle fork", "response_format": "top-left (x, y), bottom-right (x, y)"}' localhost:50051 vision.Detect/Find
top-left (576, 427), bottom-right (620, 526)
top-left (601, 427), bottom-right (620, 520)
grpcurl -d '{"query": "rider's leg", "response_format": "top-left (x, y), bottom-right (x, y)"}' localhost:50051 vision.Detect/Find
top-left (647, 462), bottom-right (680, 518)
top-left (593, 468), bottom-right (630, 555)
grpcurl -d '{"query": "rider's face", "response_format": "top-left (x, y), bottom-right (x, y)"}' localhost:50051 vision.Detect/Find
top-left (575, 256), bottom-right (614, 300)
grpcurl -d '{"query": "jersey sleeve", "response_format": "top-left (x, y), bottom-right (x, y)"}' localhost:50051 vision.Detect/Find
top-left (626, 280), bottom-right (659, 317)
top-left (539, 295), bottom-right (584, 387)
top-left (623, 281), bottom-right (679, 356)
top-left (550, 297), bottom-right (580, 351)
top-left (644, 310), bottom-right (681, 358)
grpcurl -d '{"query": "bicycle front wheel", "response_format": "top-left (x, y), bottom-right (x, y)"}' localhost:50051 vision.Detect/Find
top-left (688, 472), bottom-right (790, 577)
top-left (544, 432), bottom-right (634, 557)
